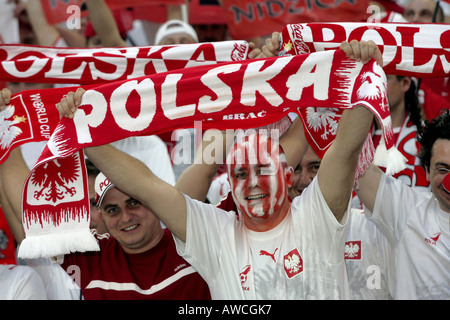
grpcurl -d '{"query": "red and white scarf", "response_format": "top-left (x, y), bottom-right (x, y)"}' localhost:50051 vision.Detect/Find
top-left (11, 49), bottom-right (394, 258)
top-left (0, 41), bottom-right (250, 163)
top-left (280, 22), bottom-right (450, 78)
top-left (279, 22), bottom-right (450, 172)
top-left (0, 41), bottom-right (250, 85)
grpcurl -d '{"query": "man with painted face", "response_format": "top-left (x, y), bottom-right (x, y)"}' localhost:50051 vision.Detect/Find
top-left (226, 134), bottom-right (293, 231)
top-left (56, 40), bottom-right (382, 299)
top-left (355, 111), bottom-right (450, 299)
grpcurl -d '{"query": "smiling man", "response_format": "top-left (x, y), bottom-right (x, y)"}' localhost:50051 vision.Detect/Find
top-left (356, 111), bottom-right (450, 299)
top-left (55, 172), bottom-right (211, 300)
top-left (0, 87), bottom-right (211, 300)
top-left (227, 134), bottom-right (293, 231)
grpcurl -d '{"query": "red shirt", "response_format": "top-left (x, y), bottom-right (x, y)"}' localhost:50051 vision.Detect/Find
top-left (419, 83), bottom-right (450, 120)
top-left (61, 229), bottom-right (211, 300)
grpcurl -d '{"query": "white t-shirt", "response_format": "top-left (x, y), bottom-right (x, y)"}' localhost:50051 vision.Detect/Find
top-left (365, 173), bottom-right (450, 299)
top-left (0, 264), bottom-right (47, 300)
top-left (174, 177), bottom-right (350, 300)
top-left (345, 209), bottom-right (395, 300)
top-left (23, 257), bottom-right (81, 300)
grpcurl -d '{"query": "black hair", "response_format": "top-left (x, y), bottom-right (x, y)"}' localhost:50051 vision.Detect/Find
top-left (85, 159), bottom-right (100, 177)
top-left (400, 76), bottom-right (423, 132)
top-left (417, 110), bottom-right (450, 170)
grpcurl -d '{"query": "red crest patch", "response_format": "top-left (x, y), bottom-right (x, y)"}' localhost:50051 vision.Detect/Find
top-left (344, 240), bottom-right (362, 260)
top-left (284, 248), bottom-right (303, 279)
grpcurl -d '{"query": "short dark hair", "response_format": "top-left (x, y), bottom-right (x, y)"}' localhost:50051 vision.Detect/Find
top-left (85, 159), bottom-right (100, 177)
top-left (417, 110), bottom-right (450, 170)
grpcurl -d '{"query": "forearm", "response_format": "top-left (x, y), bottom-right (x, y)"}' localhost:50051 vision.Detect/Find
top-left (84, 0), bottom-right (126, 47)
top-left (318, 106), bottom-right (374, 221)
top-left (280, 117), bottom-right (308, 169)
top-left (26, 0), bottom-right (61, 46)
top-left (334, 106), bottom-right (374, 162)
top-left (85, 144), bottom-right (188, 240)
top-left (0, 148), bottom-right (30, 243)
top-left (0, 148), bottom-right (29, 222)
top-left (176, 130), bottom-right (234, 202)
top-left (85, 144), bottom-right (153, 200)
top-left (355, 164), bottom-right (382, 213)
top-left (176, 163), bottom-right (218, 202)
top-left (0, 183), bottom-right (25, 243)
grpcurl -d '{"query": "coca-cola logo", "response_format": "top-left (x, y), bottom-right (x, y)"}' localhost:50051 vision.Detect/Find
top-left (231, 43), bottom-right (248, 61)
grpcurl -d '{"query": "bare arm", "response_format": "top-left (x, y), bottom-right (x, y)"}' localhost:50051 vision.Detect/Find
top-left (84, 0), bottom-right (127, 47)
top-left (58, 89), bottom-right (188, 241)
top-left (176, 129), bottom-right (234, 202)
top-left (354, 163), bottom-right (383, 213)
top-left (0, 89), bottom-right (28, 243)
top-left (25, 0), bottom-right (62, 46)
top-left (318, 106), bottom-right (374, 222)
top-left (318, 40), bottom-right (381, 222)
top-left (279, 116), bottom-right (308, 169)
top-left (0, 148), bottom-right (29, 243)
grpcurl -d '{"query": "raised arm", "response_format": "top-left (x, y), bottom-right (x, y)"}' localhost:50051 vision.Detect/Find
top-left (0, 88), bottom-right (29, 243)
top-left (317, 40), bottom-right (381, 222)
top-left (57, 89), bottom-right (188, 241)
top-left (84, 0), bottom-right (127, 47)
top-left (0, 148), bottom-right (29, 244)
top-left (318, 106), bottom-right (374, 222)
top-left (279, 116), bottom-right (308, 170)
top-left (354, 163), bottom-right (383, 213)
top-left (25, 0), bottom-right (62, 46)
top-left (176, 129), bottom-right (234, 202)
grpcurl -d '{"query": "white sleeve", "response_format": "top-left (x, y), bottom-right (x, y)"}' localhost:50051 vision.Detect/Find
top-left (364, 173), bottom-right (426, 247)
top-left (24, 257), bottom-right (81, 300)
top-left (291, 177), bottom-right (350, 264)
top-left (173, 195), bottom-right (235, 281)
top-left (8, 266), bottom-right (48, 300)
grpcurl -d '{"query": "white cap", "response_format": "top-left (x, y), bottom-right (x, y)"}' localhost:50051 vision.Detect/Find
top-left (154, 19), bottom-right (198, 45)
top-left (95, 172), bottom-right (115, 208)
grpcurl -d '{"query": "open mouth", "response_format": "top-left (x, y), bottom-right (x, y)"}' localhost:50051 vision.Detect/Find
top-left (245, 194), bottom-right (268, 200)
top-left (122, 224), bottom-right (139, 232)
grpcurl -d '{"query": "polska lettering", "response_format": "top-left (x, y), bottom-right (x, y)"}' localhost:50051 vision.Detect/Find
top-left (284, 23), bottom-right (450, 77)
top-left (0, 42), bottom-right (249, 85)
top-left (71, 52), bottom-right (337, 145)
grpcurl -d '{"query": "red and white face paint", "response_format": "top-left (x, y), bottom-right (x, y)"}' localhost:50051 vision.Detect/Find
top-left (227, 134), bottom-right (288, 222)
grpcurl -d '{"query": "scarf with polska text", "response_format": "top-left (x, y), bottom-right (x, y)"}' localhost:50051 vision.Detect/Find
top-left (12, 49), bottom-right (401, 259)
top-left (0, 41), bottom-right (250, 164)
top-left (0, 41), bottom-right (250, 85)
top-left (279, 22), bottom-right (450, 78)
top-left (279, 22), bottom-right (450, 171)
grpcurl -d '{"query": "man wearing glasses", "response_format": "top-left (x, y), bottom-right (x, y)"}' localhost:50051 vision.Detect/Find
top-left (355, 111), bottom-right (450, 299)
